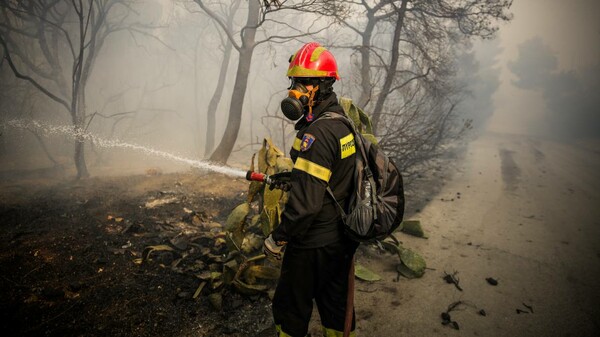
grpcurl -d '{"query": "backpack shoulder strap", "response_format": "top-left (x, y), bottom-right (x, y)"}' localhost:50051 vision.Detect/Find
top-left (310, 112), bottom-right (351, 219)
top-left (314, 112), bottom-right (352, 219)
top-left (319, 111), bottom-right (378, 222)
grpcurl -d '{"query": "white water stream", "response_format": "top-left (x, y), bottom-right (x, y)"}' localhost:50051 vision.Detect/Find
top-left (3, 119), bottom-right (248, 178)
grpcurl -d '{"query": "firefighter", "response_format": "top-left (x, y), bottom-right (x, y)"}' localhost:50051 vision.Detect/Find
top-left (263, 42), bottom-right (358, 337)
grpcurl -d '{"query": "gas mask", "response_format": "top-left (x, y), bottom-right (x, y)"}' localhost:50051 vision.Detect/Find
top-left (280, 82), bottom-right (319, 121)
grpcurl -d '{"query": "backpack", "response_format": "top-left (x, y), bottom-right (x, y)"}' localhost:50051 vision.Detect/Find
top-left (322, 98), bottom-right (405, 242)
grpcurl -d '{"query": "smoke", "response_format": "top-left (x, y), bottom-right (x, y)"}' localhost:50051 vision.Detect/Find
top-left (508, 37), bottom-right (558, 90)
top-left (455, 39), bottom-right (503, 131)
top-left (508, 37), bottom-right (600, 139)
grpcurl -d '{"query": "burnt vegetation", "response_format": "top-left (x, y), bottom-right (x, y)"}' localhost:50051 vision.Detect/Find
top-left (0, 173), bottom-right (275, 336)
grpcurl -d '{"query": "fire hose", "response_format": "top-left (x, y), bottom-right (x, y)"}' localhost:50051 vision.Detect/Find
top-left (245, 170), bottom-right (273, 185)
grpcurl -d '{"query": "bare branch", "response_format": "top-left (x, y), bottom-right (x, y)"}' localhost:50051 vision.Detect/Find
top-left (193, 0), bottom-right (241, 51)
top-left (388, 67), bottom-right (432, 94)
top-left (127, 26), bottom-right (176, 51)
top-left (0, 34), bottom-right (70, 111)
top-left (255, 20), bottom-right (332, 46)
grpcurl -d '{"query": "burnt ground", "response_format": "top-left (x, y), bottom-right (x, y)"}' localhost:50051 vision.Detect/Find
top-left (0, 158), bottom-right (446, 337)
top-left (0, 171), bottom-right (274, 337)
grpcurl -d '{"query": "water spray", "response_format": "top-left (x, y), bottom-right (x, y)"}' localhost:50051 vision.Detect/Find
top-left (2, 119), bottom-right (249, 179)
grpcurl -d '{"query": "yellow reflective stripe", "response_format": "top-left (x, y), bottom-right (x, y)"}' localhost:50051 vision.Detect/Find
top-left (293, 137), bottom-right (302, 151)
top-left (287, 65), bottom-right (332, 77)
top-left (294, 157), bottom-right (332, 182)
top-left (275, 324), bottom-right (296, 337)
top-left (340, 133), bottom-right (356, 159)
top-left (310, 46), bottom-right (326, 62)
top-left (322, 326), bottom-right (356, 337)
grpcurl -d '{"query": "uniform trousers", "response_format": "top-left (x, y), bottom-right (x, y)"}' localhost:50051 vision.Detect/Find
top-left (272, 239), bottom-right (358, 337)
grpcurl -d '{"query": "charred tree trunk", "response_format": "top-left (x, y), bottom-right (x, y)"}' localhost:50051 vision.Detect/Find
top-left (209, 0), bottom-right (259, 164)
top-left (358, 17), bottom-right (375, 108)
top-left (72, 93), bottom-right (90, 179)
top-left (203, 0), bottom-right (240, 158)
top-left (204, 39), bottom-right (233, 158)
top-left (371, 0), bottom-right (408, 132)
top-left (73, 97), bottom-right (89, 179)
top-left (74, 134), bottom-right (89, 178)
top-left (209, 47), bottom-right (254, 163)
top-left (72, 2), bottom-right (89, 179)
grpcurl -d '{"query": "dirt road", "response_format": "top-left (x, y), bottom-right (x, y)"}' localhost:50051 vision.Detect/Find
top-left (354, 132), bottom-right (600, 336)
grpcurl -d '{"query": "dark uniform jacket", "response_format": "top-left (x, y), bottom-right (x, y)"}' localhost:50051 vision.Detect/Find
top-left (272, 93), bottom-right (356, 248)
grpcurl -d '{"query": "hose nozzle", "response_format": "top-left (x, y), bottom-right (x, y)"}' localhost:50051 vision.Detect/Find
top-left (246, 171), bottom-right (272, 185)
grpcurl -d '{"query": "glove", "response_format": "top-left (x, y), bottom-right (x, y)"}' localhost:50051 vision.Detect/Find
top-left (263, 234), bottom-right (286, 260)
top-left (268, 172), bottom-right (292, 191)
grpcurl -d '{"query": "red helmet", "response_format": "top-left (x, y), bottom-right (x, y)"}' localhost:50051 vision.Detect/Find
top-left (286, 42), bottom-right (340, 80)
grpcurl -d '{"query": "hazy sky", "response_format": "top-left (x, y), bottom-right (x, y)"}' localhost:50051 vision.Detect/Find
top-left (487, 0), bottom-right (600, 135)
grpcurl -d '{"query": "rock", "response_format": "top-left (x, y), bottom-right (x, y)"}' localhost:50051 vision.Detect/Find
top-left (486, 277), bottom-right (498, 286)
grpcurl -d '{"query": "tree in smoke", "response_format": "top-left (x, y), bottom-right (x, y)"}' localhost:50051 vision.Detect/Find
top-left (508, 37), bottom-right (557, 90)
top-left (0, 0), bottom-right (140, 178)
top-left (200, 0), bottom-right (240, 158)
top-left (320, 0), bottom-right (512, 179)
top-left (192, 0), bottom-right (334, 163)
top-left (454, 39), bottom-right (503, 131)
top-left (508, 37), bottom-right (600, 138)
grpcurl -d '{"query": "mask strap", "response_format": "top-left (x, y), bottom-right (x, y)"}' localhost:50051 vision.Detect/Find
top-left (305, 85), bottom-right (319, 121)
